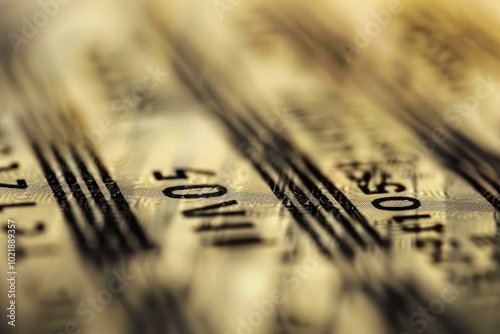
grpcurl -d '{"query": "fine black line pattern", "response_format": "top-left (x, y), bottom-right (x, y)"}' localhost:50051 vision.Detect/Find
top-left (51, 144), bottom-right (114, 255)
top-left (69, 146), bottom-right (133, 254)
top-left (239, 110), bottom-right (380, 247)
top-left (86, 145), bottom-right (153, 250)
top-left (21, 121), bottom-right (95, 261)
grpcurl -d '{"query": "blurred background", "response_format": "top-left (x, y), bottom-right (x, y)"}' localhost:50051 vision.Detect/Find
top-left (1, 1), bottom-right (500, 334)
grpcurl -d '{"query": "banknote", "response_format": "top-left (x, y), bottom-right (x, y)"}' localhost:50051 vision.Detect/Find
top-left (1, 1), bottom-right (500, 334)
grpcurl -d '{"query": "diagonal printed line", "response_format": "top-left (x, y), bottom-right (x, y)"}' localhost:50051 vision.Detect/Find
top-left (20, 119), bottom-right (97, 262)
top-left (50, 144), bottom-right (115, 256)
top-left (69, 146), bottom-right (134, 255)
top-left (239, 109), bottom-right (381, 247)
top-left (85, 145), bottom-right (154, 250)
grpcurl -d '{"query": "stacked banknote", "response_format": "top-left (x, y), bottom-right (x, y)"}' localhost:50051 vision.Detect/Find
top-left (1, 1), bottom-right (500, 334)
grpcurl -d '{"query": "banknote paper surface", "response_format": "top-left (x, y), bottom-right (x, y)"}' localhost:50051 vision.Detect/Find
top-left (1, 1), bottom-right (500, 334)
